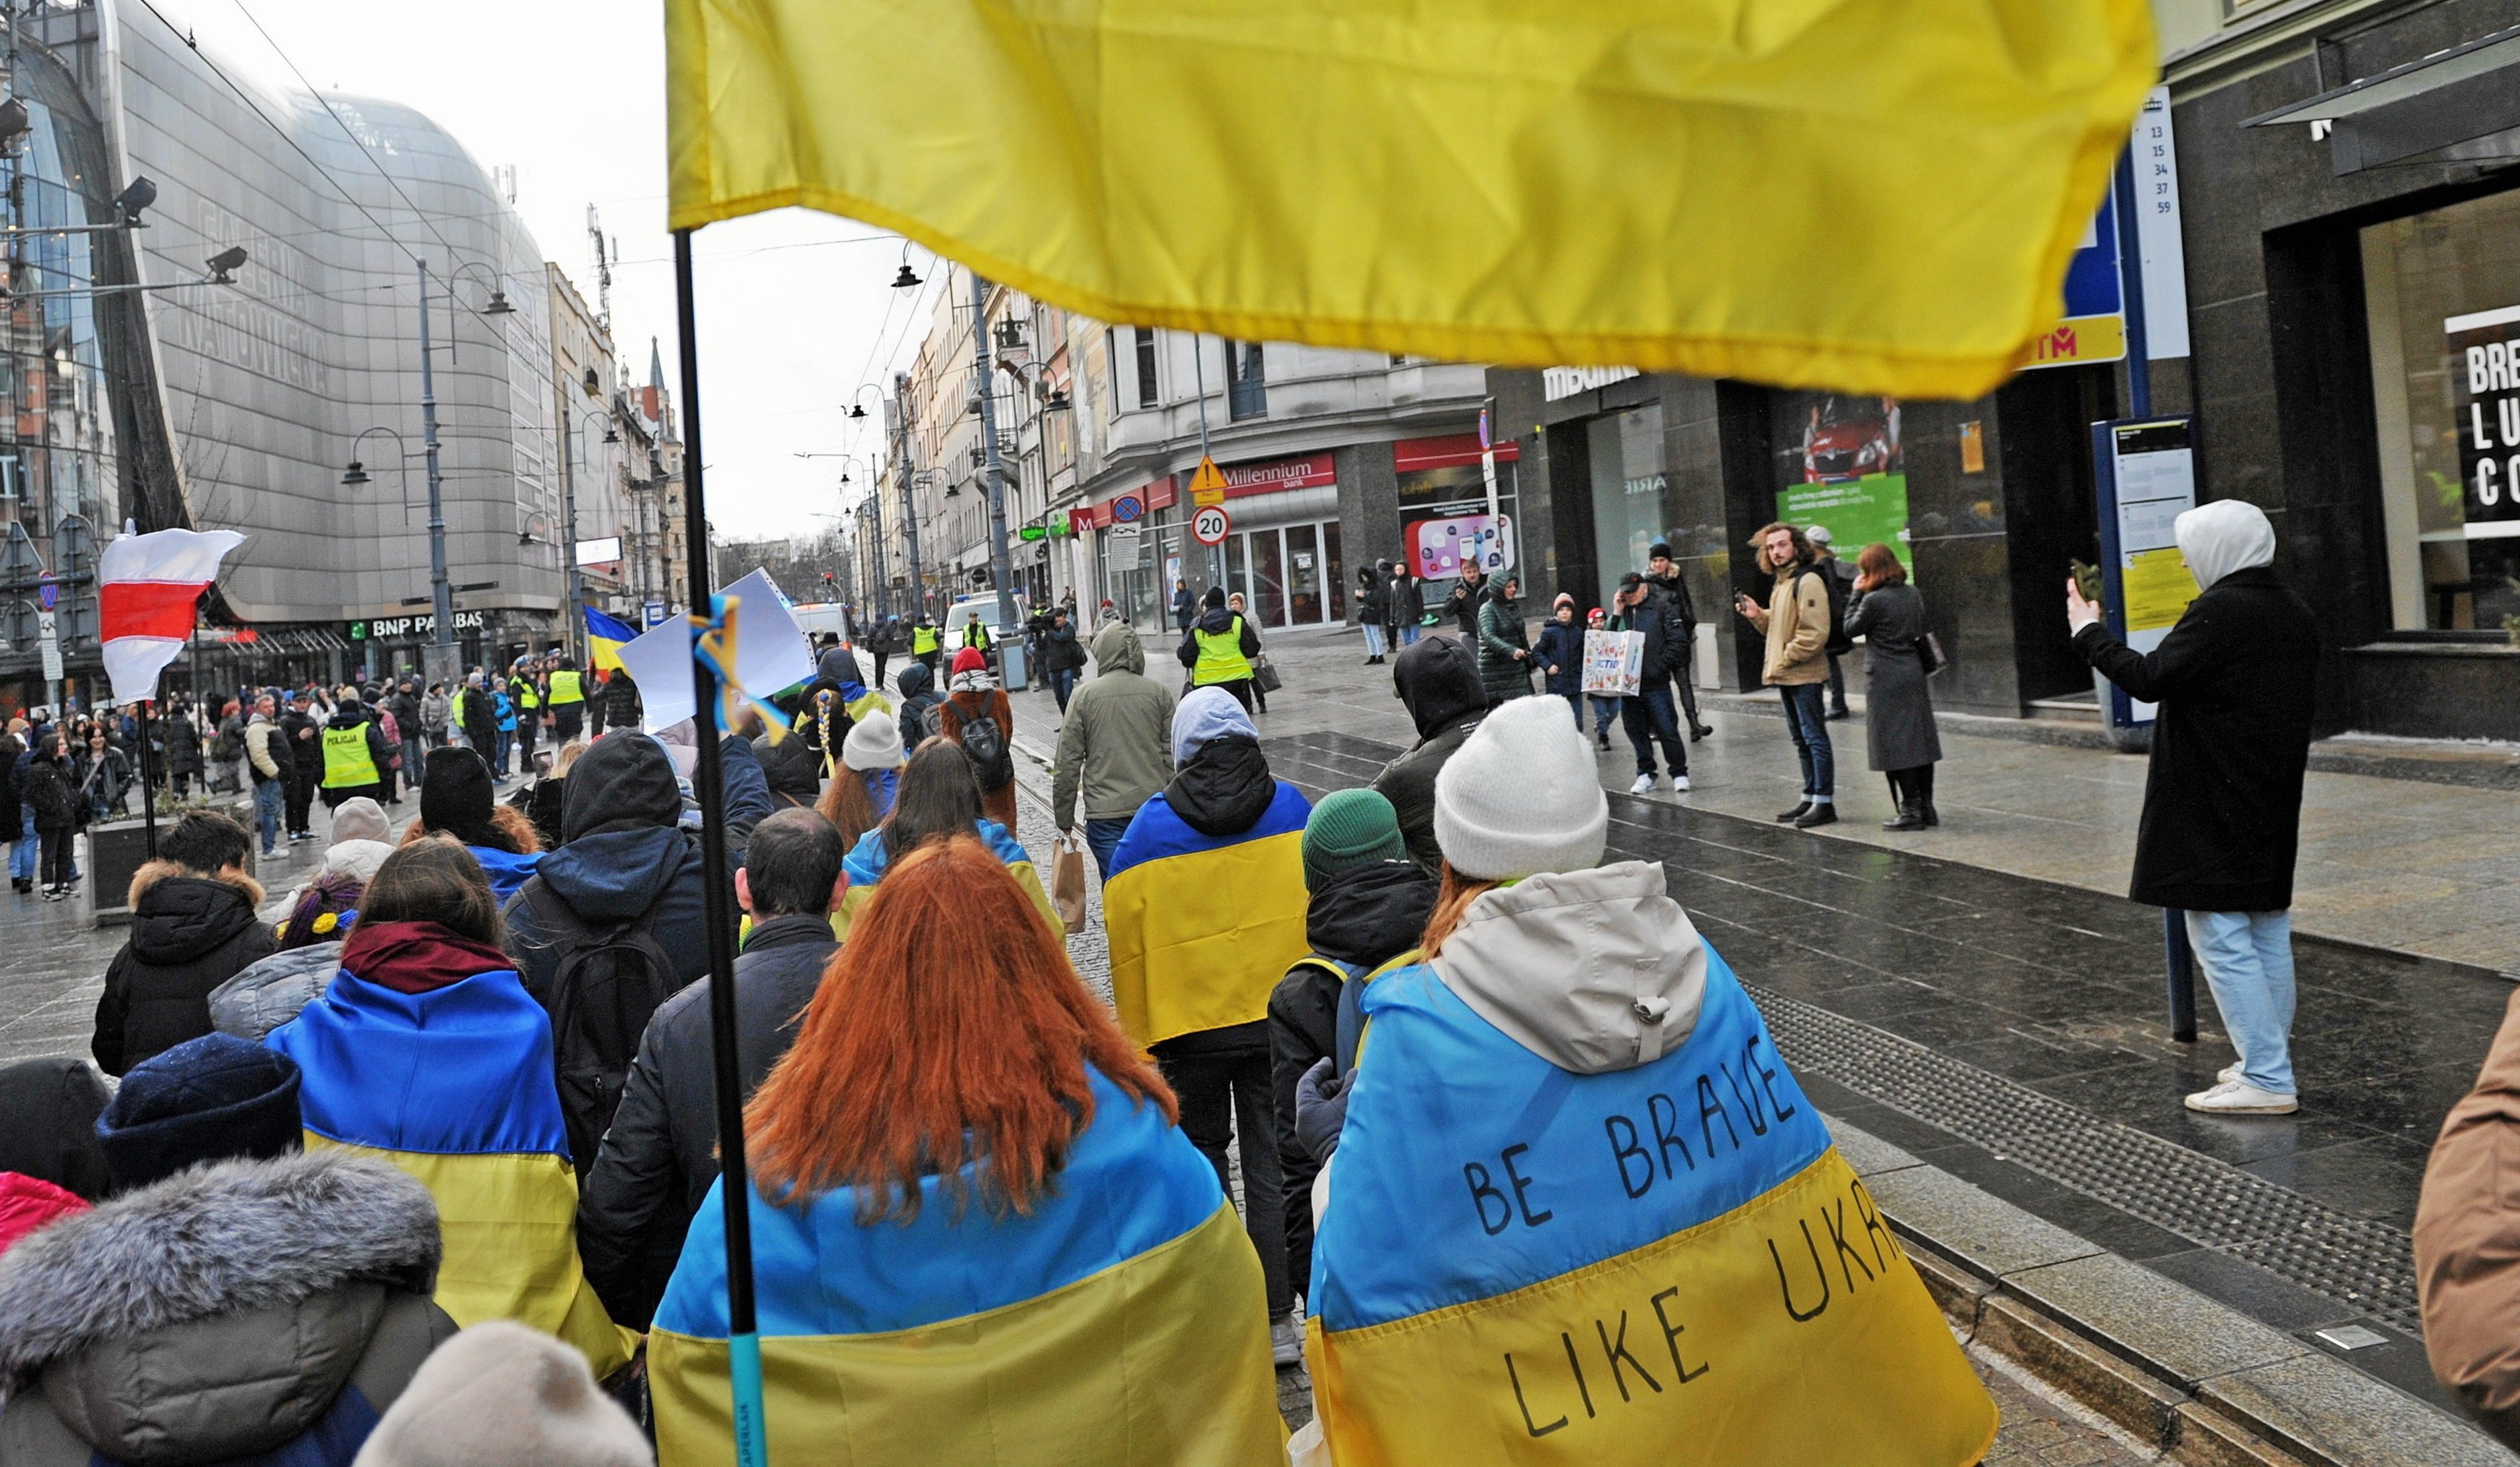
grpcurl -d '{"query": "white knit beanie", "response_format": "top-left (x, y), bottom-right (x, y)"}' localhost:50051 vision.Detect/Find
top-left (842, 710), bottom-right (905, 771)
top-left (1432, 696), bottom-right (1608, 881)
top-left (351, 1321), bottom-right (651, 1467)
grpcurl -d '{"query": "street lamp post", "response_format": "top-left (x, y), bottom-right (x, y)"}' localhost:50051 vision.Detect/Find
top-left (970, 271), bottom-right (1022, 686)
top-left (414, 260), bottom-right (456, 688)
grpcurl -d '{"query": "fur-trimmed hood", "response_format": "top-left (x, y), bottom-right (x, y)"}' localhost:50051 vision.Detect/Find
top-left (0, 1149), bottom-right (439, 1386)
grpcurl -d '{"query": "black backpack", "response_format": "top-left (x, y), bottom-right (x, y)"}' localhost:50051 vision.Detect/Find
top-left (1802, 567), bottom-right (1853, 658)
top-left (958, 709), bottom-right (1014, 793)
top-left (520, 876), bottom-right (680, 1175)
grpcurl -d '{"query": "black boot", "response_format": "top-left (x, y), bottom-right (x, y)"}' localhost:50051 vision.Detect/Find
top-left (1922, 802), bottom-right (1940, 828)
top-left (1775, 800), bottom-right (1813, 823)
top-left (1882, 800), bottom-right (1927, 831)
top-left (1792, 802), bottom-right (1838, 828)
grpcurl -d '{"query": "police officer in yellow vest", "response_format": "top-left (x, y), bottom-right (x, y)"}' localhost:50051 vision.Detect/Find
top-left (547, 656), bottom-right (586, 745)
top-left (1177, 585), bottom-right (1263, 713)
top-left (509, 659), bottom-right (541, 772)
top-left (911, 614), bottom-right (941, 673)
top-left (317, 695), bottom-right (394, 810)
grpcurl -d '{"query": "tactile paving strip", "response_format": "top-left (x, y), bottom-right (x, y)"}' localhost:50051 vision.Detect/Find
top-left (1750, 983), bottom-right (2423, 1335)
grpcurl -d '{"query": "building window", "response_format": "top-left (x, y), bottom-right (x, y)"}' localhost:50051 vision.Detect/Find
top-left (2364, 188), bottom-right (2520, 633)
top-left (1135, 327), bottom-right (1159, 408)
top-left (1228, 341), bottom-right (1267, 421)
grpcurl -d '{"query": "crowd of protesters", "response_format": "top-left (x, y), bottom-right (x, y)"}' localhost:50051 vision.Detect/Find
top-left (36, 497), bottom-right (2520, 1462)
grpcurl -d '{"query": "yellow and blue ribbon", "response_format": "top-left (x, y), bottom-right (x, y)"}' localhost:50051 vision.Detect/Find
top-left (691, 594), bottom-right (793, 745)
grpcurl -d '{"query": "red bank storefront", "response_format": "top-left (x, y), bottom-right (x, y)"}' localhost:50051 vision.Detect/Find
top-left (1079, 452), bottom-right (1349, 632)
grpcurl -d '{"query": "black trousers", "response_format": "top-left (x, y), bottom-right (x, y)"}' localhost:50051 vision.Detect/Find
top-left (552, 706), bottom-right (584, 745)
top-left (1886, 763), bottom-right (1937, 806)
top-left (1193, 677), bottom-right (1255, 713)
top-left (514, 714), bottom-right (538, 773)
top-left (870, 650), bottom-right (890, 690)
top-left (1158, 1044), bottom-right (1291, 1319)
top-left (38, 826), bottom-right (71, 889)
top-left (285, 774), bottom-right (316, 836)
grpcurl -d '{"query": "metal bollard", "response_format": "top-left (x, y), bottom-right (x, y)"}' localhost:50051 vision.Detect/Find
top-left (2163, 908), bottom-right (2197, 1042)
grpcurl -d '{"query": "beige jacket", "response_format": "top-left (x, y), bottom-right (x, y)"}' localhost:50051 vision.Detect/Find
top-left (2417, 987), bottom-right (2520, 1449)
top-left (1746, 563), bottom-right (1831, 687)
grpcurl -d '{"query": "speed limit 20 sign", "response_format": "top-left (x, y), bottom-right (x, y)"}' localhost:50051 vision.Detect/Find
top-left (1190, 505), bottom-right (1232, 545)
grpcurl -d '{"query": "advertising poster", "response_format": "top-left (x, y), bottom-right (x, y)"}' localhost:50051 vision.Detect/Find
top-left (2448, 303), bottom-right (2520, 532)
top-left (1406, 513), bottom-right (1513, 581)
top-left (1397, 440), bottom-right (1518, 582)
top-left (1774, 393), bottom-right (1910, 572)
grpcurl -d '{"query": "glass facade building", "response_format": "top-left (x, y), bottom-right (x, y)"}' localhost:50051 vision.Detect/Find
top-left (0, 0), bottom-right (559, 702)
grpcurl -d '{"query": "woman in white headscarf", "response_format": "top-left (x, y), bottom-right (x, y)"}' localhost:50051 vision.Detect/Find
top-left (2063, 498), bottom-right (2318, 1118)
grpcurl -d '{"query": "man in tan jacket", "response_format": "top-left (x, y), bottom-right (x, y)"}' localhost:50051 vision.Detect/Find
top-left (1733, 521), bottom-right (1837, 828)
top-left (2417, 990), bottom-right (2520, 1449)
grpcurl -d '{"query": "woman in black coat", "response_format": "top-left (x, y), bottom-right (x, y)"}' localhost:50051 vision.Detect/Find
top-left (1356, 567), bottom-right (1390, 665)
top-left (25, 733), bottom-right (79, 898)
top-left (1842, 544), bottom-right (1943, 831)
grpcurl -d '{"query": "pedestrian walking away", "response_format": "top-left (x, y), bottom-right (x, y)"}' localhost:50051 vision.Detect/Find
top-left (544, 657), bottom-right (587, 745)
top-left (1371, 635), bottom-right (1487, 873)
top-left (1052, 619), bottom-right (1176, 879)
top-left (1100, 686), bottom-right (1314, 1364)
top-left (819, 709), bottom-right (905, 849)
top-left (836, 741), bottom-right (1059, 938)
top-left (1355, 565), bottom-right (1389, 663)
top-left (578, 806), bottom-right (848, 1329)
top-left (1611, 572), bottom-right (1691, 794)
top-left (2068, 498), bottom-right (2318, 1117)
top-left (1265, 787), bottom-right (1436, 1319)
top-left (1473, 572), bottom-right (1534, 704)
top-left (1298, 695), bottom-right (1994, 1463)
top-left (1843, 542), bottom-right (1943, 830)
top-left (937, 645), bottom-right (1019, 830)
top-left (317, 694), bottom-right (395, 812)
top-left (642, 837), bottom-right (1283, 1463)
top-left (268, 838), bottom-right (632, 1378)
top-left (1736, 521), bottom-right (1837, 828)
top-left (1178, 584), bottom-right (1262, 713)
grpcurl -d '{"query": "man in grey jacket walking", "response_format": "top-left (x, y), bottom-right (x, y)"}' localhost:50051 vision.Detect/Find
top-left (1053, 621), bottom-right (1176, 877)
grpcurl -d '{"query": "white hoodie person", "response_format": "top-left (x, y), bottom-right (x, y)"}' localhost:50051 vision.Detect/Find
top-left (1299, 696), bottom-right (1992, 1467)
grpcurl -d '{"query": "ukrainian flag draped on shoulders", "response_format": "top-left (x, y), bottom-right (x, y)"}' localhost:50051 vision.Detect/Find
top-left (1308, 864), bottom-right (1993, 1466)
top-left (647, 1066), bottom-right (1283, 1466)
top-left (837, 820), bottom-right (1057, 940)
top-left (266, 920), bottom-right (633, 1379)
top-left (1103, 768), bottom-right (1310, 1048)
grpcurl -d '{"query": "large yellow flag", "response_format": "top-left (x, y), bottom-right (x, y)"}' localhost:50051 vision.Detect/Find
top-left (666, 1), bottom-right (2153, 398)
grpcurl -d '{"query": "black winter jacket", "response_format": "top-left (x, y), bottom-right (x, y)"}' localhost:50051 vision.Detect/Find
top-left (578, 912), bottom-right (836, 1329)
top-left (1533, 620), bottom-right (1586, 697)
top-left (2073, 565), bottom-right (2319, 912)
top-left (1357, 578), bottom-right (1389, 627)
top-left (1041, 620), bottom-right (1088, 673)
top-left (1612, 590), bottom-right (1688, 685)
top-left (92, 869), bottom-right (278, 1076)
top-left (1371, 637), bottom-right (1487, 873)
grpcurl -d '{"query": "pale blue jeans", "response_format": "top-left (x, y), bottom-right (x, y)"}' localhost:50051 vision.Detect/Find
top-left (2186, 909), bottom-right (2297, 1096)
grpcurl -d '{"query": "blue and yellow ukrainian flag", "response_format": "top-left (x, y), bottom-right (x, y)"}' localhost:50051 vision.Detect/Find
top-left (268, 968), bottom-right (635, 1380)
top-left (647, 1067), bottom-right (1285, 1466)
top-left (1308, 941), bottom-right (1996, 1465)
top-left (835, 820), bottom-right (1057, 940)
top-left (1101, 783), bottom-right (1310, 1047)
top-left (585, 605), bottom-right (638, 673)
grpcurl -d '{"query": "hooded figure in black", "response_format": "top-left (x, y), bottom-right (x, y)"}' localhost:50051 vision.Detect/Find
top-left (91, 814), bottom-right (278, 1077)
top-left (894, 660), bottom-right (942, 740)
top-left (499, 728), bottom-right (773, 1008)
top-left (1369, 635), bottom-right (1489, 873)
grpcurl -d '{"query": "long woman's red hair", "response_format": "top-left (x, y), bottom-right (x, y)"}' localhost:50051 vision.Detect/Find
top-left (745, 834), bottom-right (1173, 1221)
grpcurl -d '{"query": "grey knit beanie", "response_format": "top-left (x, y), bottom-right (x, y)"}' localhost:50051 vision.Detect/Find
top-left (1432, 696), bottom-right (1607, 881)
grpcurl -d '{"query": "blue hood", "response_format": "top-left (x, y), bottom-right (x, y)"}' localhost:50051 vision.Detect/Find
top-left (530, 826), bottom-right (693, 923)
top-left (843, 819), bottom-right (1027, 888)
top-left (466, 845), bottom-right (542, 906)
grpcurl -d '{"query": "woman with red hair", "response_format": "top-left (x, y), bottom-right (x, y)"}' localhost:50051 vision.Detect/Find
top-left (935, 645), bottom-right (1018, 829)
top-left (646, 836), bottom-right (1281, 1466)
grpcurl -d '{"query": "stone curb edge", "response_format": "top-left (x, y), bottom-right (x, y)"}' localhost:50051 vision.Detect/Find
top-left (1827, 1116), bottom-right (2510, 1467)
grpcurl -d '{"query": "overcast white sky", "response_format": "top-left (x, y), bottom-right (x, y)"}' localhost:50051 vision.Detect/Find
top-left (178, 0), bottom-right (925, 540)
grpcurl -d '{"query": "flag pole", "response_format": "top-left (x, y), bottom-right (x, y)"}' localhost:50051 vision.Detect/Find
top-left (136, 673), bottom-right (158, 859)
top-left (671, 227), bottom-right (768, 1467)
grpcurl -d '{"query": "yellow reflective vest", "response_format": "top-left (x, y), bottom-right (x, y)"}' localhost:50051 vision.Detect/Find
top-left (321, 724), bottom-right (379, 788)
top-left (962, 620), bottom-right (992, 651)
top-left (1192, 616), bottom-right (1253, 686)
top-left (512, 676), bottom-right (540, 711)
top-left (547, 669), bottom-right (584, 706)
top-left (912, 623), bottom-right (939, 655)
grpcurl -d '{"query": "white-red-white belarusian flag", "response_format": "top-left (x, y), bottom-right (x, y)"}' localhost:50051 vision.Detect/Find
top-left (100, 527), bottom-right (243, 704)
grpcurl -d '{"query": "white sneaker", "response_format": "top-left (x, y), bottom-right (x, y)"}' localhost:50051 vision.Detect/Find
top-left (1672, 775), bottom-right (1691, 793)
top-left (2185, 1081), bottom-right (2298, 1116)
top-left (1629, 773), bottom-right (1656, 795)
top-left (1270, 1311), bottom-right (1304, 1368)
top-left (2217, 1063), bottom-right (2241, 1087)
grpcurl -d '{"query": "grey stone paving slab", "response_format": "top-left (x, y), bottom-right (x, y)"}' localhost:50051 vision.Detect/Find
top-left (1865, 1163), bottom-right (2105, 1278)
top-left (2199, 1354), bottom-right (2515, 1467)
top-left (1827, 1112), bottom-right (1925, 1176)
top-left (2004, 1253), bottom-right (2312, 1389)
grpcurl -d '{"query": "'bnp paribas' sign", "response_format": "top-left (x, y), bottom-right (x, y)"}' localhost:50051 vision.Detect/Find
top-left (348, 610), bottom-right (487, 640)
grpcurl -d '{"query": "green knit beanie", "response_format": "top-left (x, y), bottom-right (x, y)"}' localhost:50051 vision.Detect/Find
top-left (1303, 789), bottom-right (1406, 891)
